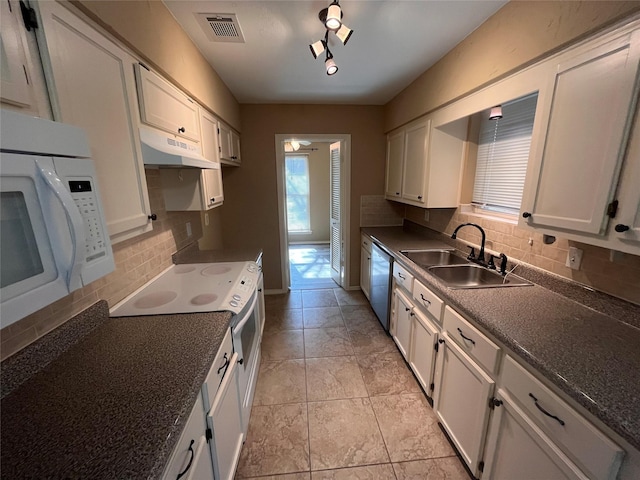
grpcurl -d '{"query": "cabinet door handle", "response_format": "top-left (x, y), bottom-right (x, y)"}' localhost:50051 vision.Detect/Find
top-left (405, 307), bottom-right (410, 312)
top-left (178, 127), bottom-right (186, 133)
top-left (217, 352), bottom-right (229, 374)
top-left (148, 214), bottom-right (157, 221)
top-left (176, 439), bottom-right (195, 479)
top-left (210, 197), bottom-right (215, 204)
top-left (398, 273), bottom-right (405, 279)
top-left (615, 224), bottom-right (630, 232)
top-left (529, 393), bottom-right (565, 426)
top-left (522, 212), bottom-right (532, 218)
top-left (410, 312), bottom-right (415, 317)
top-left (457, 328), bottom-right (475, 345)
top-left (417, 195), bottom-right (423, 200)
top-left (238, 358), bottom-right (244, 365)
top-left (420, 294), bottom-right (431, 306)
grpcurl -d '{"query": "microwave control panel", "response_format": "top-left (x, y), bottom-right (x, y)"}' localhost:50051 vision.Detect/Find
top-left (68, 180), bottom-right (107, 262)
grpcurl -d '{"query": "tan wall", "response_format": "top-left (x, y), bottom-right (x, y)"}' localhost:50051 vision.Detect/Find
top-left (287, 143), bottom-right (331, 244)
top-left (385, 1), bottom-right (640, 131)
top-left (405, 207), bottom-right (640, 305)
top-left (223, 105), bottom-right (386, 291)
top-left (0, 170), bottom-right (202, 360)
top-left (72, 0), bottom-right (241, 130)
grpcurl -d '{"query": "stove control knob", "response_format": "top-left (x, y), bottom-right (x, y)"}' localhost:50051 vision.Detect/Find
top-left (232, 294), bottom-right (241, 301)
top-left (229, 300), bottom-right (239, 307)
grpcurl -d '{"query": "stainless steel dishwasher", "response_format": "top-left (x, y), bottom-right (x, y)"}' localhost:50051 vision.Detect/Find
top-left (370, 242), bottom-right (393, 332)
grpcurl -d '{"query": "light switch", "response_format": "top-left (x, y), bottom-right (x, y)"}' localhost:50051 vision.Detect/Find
top-left (186, 222), bottom-right (192, 237)
top-left (566, 246), bottom-right (583, 270)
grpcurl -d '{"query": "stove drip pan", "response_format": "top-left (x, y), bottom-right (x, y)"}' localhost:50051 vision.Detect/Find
top-left (201, 265), bottom-right (233, 276)
top-left (133, 291), bottom-right (178, 309)
top-left (190, 293), bottom-right (218, 306)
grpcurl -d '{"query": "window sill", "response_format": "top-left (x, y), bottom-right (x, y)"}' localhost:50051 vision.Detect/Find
top-left (460, 204), bottom-right (518, 226)
top-left (288, 230), bottom-right (313, 235)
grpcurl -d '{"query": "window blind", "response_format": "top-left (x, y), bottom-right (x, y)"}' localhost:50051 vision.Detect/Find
top-left (285, 154), bottom-right (311, 232)
top-left (472, 93), bottom-right (538, 213)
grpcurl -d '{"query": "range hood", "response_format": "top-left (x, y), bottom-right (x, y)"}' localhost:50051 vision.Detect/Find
top-left (139, 127), bottom-right (214, 168)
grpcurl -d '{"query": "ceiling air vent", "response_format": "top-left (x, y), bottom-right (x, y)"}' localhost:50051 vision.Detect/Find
top-left (195, 13), bottom-right (245, 43)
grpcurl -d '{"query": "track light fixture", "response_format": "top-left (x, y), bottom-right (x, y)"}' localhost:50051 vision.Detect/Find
top-left (489, 105), bottom-right (503, 120)
top-left (309, 0), bottom-right (353, 75)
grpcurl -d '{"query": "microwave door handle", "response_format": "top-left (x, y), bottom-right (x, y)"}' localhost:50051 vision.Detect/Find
top-left (36, 159), bottom-right (85, 291)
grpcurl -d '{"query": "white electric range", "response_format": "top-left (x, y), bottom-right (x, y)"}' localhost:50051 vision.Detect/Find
top-left (110, 260), bottom-right (263, 439)
top-left (109, 261), bottom-right (260, 317)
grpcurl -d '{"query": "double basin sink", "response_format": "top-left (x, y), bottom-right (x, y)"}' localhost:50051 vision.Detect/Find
top-left (400, 250), bottom-right (532, 289)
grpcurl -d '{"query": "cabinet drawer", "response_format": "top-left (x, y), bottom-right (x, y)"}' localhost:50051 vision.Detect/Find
top-left (202, 328), bottom-right (234, 411)
top-left (443, 306), bottom-right (500, 374)
top-left (162, 394), bottom-right (207, 479)
top-left (393, 262), bottom-right (414, 292)
top-left (412, 279), bottom-right (444, 325)
top-left (361, 234), bottom-right (372, 253)
top-left (501, 356), bottom-right (623, 480)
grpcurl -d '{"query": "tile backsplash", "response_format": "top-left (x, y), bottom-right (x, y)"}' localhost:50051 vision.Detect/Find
top-left (0, 169), bottom-right (202, 361)
top-left (360, 195), bottom-right (404, 227)
top-left (404, 206), bottom-right (640, 306)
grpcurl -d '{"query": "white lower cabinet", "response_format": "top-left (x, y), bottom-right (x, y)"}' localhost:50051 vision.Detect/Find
top-left (434, 332), bottom-right (495, 476)
top-left (162, 395), bottom-right (214, 480)
top-left (392, 288), bottom-right (413, 360)
top-left (409, 308), bottom-right (438, 396)
top-left (360, 235), bottom-right (372, 300)
top-left (206, 353), bottom-right (244, 480)
top-left (163, 329), bottom-right (244, 480)
top-left (482, 390), bottom-right (588, 480)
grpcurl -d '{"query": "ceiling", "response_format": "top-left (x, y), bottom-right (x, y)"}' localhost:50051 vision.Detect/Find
top-left (163, 1), bottom-right (507, 105)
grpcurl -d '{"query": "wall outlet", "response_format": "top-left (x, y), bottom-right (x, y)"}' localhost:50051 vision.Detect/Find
top-left (566, 246), bottom-right (583, 270)
top-left (424, 210), bottom-right (430, 222)
top-left (204, 213), bottom-right (209, 226)
top-left (186, 222), bottom-right (192, 237)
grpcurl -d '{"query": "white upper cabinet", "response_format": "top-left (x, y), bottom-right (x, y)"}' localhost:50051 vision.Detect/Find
top-left (135, 64), bottom-right (200, 142)
top-left (402, 120), bottom-right (430, 203)
top-left (608, 105), bottom-right (640, 251)
top-left (1, 0), bottom-right (33, 108)
top-left (385, 116), bottom-right (466, 208)
top-left (385, 130), bottom-right (404, 198)
top-left (35, 1), bottom-right (152, 244)
top-left (520, 28), bottom-right (640, 249)
top-left (160, 166), bottom-right (223, 211)
top-left (1, 0), bottom-right (50, 117)
top-left (199, 107), bottom-right (220, 163)
top-left (218, 121), bottom-right (241, 165)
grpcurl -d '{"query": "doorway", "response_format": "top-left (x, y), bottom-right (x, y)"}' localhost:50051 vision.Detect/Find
top-left (275, 134), bottom-right (351, 292)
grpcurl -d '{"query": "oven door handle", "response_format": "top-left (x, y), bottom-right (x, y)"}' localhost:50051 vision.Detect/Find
top-left (233, 289), bottom-right (259, 331)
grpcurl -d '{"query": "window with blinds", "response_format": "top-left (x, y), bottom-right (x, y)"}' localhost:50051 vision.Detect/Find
top-left (472, 93), bottom-right (538, 215)
top-left (285, 154), bottom-right (311, 233)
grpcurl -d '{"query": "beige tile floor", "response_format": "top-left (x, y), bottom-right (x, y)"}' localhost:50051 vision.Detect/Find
top-left (236, 288), bottom-right (471, 480)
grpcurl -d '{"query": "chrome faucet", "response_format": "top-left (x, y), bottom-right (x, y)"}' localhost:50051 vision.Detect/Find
top-left (451, 223), bottom-right (486, 265)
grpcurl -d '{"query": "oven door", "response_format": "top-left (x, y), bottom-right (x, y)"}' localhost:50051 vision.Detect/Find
top-left (230, 289), bottom-right (260, 436)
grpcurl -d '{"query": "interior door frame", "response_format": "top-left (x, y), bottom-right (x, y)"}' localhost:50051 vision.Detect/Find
top-left (275, 133), bottom-right (351, 291)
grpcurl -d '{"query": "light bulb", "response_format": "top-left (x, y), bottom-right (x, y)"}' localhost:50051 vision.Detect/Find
top-left (326, 57), bottom-right (338, 75)
top-left (325, 4), bottom-right (342, 31)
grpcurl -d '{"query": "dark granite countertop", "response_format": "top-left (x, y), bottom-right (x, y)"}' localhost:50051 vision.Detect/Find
top-left (362, 226), bottom-right (640, 452)
top-left (172, 242), bottom-right (262, 265)
top-left (0, 300), bottom-right (232, 479)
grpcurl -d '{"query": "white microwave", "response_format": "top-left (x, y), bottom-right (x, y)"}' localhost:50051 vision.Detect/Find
top-left (0, 110), bottom-right (114, 328)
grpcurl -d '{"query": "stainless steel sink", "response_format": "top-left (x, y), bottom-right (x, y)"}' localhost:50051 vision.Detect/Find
top-left (400, 250), bottom-right (468, 268)
top-left (427, 264), bottom-right (533, 289)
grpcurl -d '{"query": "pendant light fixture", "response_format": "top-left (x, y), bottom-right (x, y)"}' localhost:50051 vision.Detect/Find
top-left (309, 0), bottom-right (353, 75)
